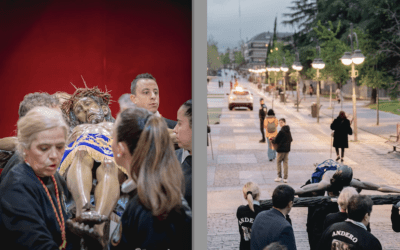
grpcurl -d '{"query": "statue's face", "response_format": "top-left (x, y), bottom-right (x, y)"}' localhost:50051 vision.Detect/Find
top-left (73, 97), bottom-right (108, 124)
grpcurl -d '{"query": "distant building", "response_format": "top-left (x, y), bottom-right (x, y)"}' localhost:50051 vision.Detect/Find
top-left (244, 31), bottom-right (293, 69)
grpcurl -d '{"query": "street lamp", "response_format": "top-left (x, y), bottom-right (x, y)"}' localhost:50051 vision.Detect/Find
top-left (281, 57), bottom-right (289, 105)
top-left (292, 51), bottom-right (303, 112)
top-left (311, 43), bottom-right (325, 123)
top-left (273, 63), bottom-right (281, 109)
top-left (340, 23), bottom-right (365, 142)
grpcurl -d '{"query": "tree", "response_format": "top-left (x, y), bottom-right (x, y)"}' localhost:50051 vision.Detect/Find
top-left (207, 35), bottom-right (222, 73)
top-left (234, 51), bottom-right (245, 65)
top-left (282, 0), bottom-right (317, 34)
top-left (221, 51), bottom-right (231, 68)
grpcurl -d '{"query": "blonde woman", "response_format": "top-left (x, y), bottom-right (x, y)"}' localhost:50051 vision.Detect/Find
top-left (236, 182), bottom-right (262, 250)
top-left (323, 187), bottom-right (370, 232)
top-left (264, 109), bottom-right (279, 161)
top-left (109, 107), bottom-right (191, 249)
top-left (0, 106), bottom-right (79, 249)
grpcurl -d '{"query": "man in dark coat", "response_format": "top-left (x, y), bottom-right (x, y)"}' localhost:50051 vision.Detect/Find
top-left (259, 98), bottom-right (267, 143)
top-left (250, 185), bottom-right (297, 250)
top-left (273, 118), bottom-right (293, 183)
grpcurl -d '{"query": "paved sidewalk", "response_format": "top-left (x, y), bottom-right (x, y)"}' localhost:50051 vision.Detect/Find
top-left (207, 69), bottom-right (400, 250)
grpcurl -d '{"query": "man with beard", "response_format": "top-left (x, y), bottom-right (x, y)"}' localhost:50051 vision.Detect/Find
top-left (59, 86), bottom-right (128, 247)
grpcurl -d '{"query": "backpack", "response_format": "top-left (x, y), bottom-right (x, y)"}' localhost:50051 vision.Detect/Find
top-left (267, 120), bottom-right (276, 133)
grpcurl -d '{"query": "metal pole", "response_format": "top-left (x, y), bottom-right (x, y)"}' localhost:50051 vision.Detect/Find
top-left (297, 71), bottom-right (299, 112)
top-left (329, 84), bottom-right (332, 108)
top-left (377, 88), bottom-right (379, 125)
top-left (350, 23), bottom-right (357, 142)
top-left (330, 104), bottom-right (335, 159)
top-left (283, 73), bottom-right (286, 105)
top-left (317, 69), bottom-right (320, 123)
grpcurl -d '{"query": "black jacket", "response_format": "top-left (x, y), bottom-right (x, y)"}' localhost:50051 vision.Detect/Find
top-left (330, 118), bottom-right (352, 148)
top-left (175, 149), bottom-right (192, 209)
top-left (274, 125), bottom-right (293, 153)
top-left (236, 204), bottom-right (263, 250)
top-left (259, 104), bottom-right (267, 120)
top-left (324, 212), bottom-right (371, 232)
top-left (391, 205), bottom-right (400, 232)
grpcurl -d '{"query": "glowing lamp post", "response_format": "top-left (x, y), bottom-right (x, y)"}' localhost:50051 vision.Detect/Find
top-left (311, 45), bottom-right (325, 123)
top-left (281, 58), bottom-right (289, 105)
top-left (340, 23), bottom-right (365, 142)
top-left (292, 52), bottom-right (303, 112)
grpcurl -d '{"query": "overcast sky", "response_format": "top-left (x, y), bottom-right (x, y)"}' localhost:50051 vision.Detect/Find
top-left (207, 0), bottom-right (298, 53)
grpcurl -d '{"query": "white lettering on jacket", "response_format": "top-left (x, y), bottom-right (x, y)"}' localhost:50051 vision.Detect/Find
top-left (332, 230), bottom-right (358, 243)
top-left (238, 217), bottom-right (254, 225)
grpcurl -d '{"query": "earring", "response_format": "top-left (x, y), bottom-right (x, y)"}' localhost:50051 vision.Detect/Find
top-left (117, 154), bottom-right (121, 158)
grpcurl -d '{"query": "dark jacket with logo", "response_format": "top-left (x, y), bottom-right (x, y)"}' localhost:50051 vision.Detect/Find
top-left (273, 125), bottom-right (293, 153)
top-left (237, 204), bottom-right (263, 250)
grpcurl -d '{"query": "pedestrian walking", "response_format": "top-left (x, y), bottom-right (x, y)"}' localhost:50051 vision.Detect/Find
top-left (330, 111), bottom-right (353, 163)
top-left (302, 84), bottom-right (306, 99)
top-left (309, 85), bottom-right (314, 97)
top-left (230, 81), bottom-right (233, 91)
top-left (259, 98), bottom-right (267, 143)
top-left (221, 80), bottom-right (224, 88)
top-left (335, 87), bottom-right (342, 104)
top-left (250, 185), bottom-right (297, 250)
top-left (264, 109), bottom-right (278, 161)
top-left (237, 182), bottom-right (262, 250)
top-left (273, 118), bottom-right (292, 183)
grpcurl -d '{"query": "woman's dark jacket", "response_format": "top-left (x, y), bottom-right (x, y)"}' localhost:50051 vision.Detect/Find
top-left (330, 117), bottom-right (352, 148)
top-left (273, 125), bottom-right (293, 153)
top-left (0, 163), bottom-right (79, 250)
top-left (109, 194), bottom-right (192, 250)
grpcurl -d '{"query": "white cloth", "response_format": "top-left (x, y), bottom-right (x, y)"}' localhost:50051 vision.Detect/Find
top-left (181, 149), bottom-right (191, 163)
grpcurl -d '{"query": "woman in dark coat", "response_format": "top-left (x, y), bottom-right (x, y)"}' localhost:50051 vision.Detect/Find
top-left (330, 111), bottom-right (353, 162)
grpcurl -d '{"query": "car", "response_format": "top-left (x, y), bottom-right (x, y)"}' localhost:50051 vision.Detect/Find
top-left (228, 87), bottom-right (253, 111)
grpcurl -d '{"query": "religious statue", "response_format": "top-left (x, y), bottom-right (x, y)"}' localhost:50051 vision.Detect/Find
top-left (59, 85), bottom-right (128, 246)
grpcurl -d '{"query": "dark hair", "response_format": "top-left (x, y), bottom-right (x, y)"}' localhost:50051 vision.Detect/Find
top-left (181, 99), bottom-right (192, 129)
top-left (131, 73), bottom-right (156, 95)
top-left (347, 195), bottom-right (373, 222)
top-left (260, 98), bottom-right (264, 102)
top-left (279, 118), bottom-right (286, 123)
top-left (116, 107), bottom-right (184, 218)
top-left (68, 95), bottom-right (115, 129)
top-left (330, 165), bottom-right (353, 192)
top-left (264, 242), bottom-right (288, 250)
top-left (267, 109), bottom-right (275, 116)
top-left (117, 107), bottom-right (152, 154)
top-left (272, 185), bottom-right (295, 209)
top-left (19, 92), bottom-right (59, 118)
top-left (338, 111), bottom-right (346, 119)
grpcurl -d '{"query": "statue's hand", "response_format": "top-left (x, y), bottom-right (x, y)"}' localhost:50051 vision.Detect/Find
top-left (67, 218), bottom-right (107, 248)
top-left (395, 201), bottom-right (400, 208)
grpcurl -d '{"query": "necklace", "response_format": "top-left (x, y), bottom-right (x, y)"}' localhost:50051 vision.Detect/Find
top-left (36, 175), bottom-right (67, 250)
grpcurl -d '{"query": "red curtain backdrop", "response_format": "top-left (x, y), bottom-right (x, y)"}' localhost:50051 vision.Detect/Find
top-left (0, 0), bottom-right (192, 138)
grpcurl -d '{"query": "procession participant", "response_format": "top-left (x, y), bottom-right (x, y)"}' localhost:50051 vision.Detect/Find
top-left (295, 165), bottom-right (400, 196)
top-left (107, 107), bottom-right (191, 249)
top-left (118, 93), bottom-right (136, 112)
top-left (174, 99), bottom-right (193, 209)
top-left (0, 92), bottom-right (62, 183)
top-left (0, 106), bottom-right (79, 249)
top-left (130, 73), bottom-right (177, 129)
top-left (59, 85), bottom-right (128, 246)
top-left (259, 98), bottom-right (267, 143)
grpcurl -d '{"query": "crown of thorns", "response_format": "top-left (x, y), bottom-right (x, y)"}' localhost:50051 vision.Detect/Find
top-left (61, 85), bottom-right (112, 115)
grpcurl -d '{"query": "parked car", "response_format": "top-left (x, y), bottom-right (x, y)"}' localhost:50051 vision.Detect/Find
top-left (228, 87), bottom-right (253, 110)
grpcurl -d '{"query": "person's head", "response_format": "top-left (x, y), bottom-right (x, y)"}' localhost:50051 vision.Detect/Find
top-left (260, 98), bottom-right (264, 104)
top-left (330, 165), bottom-right (353, 192)
top-left (174, 100), bottom-right (192, 153)
top-left (118, 93), bottom-right (136, 112)
top-left (17, 106), bottom-right (69, 177)
top-left (267, 109), bottom-right (275, 116)
top-left (242, 182), bottom-right (260, 212)
top-left (19, 92), bottom-right (60, 118)
top-left (112, 107), bottom-right (183, 218)
top-left (279, 118), bottom-right (286, 127)
top-left (272, 184), bottom-right (295, 211)
top-left (337, 187), bottom-right (358, 211)
top-left (338, 111), bottom-right (346, 119)
top-left (130, 73), bottom-right (159, 114)
top-left (263, 242), bottom-right (288, 250)
top-left (61, 86), bottom-right (114, 129)
top-left (347, 195), bottom-right (373, 225)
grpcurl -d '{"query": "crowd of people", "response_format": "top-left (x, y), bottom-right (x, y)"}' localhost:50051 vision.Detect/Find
top-left (0, 73), bottom-right (193, 249)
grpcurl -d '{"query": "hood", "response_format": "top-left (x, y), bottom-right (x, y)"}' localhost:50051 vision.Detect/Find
top-left (281, 125), bottom-right (290, 133)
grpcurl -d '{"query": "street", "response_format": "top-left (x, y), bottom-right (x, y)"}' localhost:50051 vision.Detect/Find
top-left (207, 69), bottom-right (400, 250)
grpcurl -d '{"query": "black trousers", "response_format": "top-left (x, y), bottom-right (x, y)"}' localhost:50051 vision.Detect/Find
top-left (260, 119), bottom-right (265, 140)
top-left (335, 147), bottom-right (345, 158)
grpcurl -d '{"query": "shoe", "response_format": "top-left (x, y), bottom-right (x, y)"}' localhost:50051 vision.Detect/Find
top-left (335, 156), bottom-right (340, 161)
top-left (283, 179), bottom-right (288, 183)
top-left (341, 159), bottom-right (344, 163)
top-left (269, 159), bottom-right (273, 162)
top-left (259, 139), bottom-right (266, 143)
top-left (274, 177), bottom-right (282, 182)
